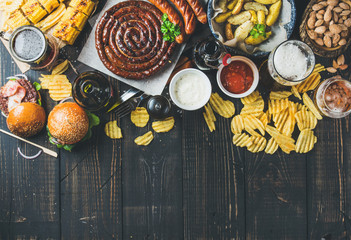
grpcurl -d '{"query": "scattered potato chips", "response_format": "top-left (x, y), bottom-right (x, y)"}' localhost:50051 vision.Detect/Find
top-left (270, 91), bottom-right (292, 100)
top-left (39, 74), bottom-right (72, 101)
top-left (266, 125), bottom-right (295, 154)
top-left (302, 93), bottom-right (323, 120)
top-left (295, 109), bottom-right (317, 131)
top-left (152, 117), bottom-right (175, 133)
top-left (203, 103), bottom-right (216, 132)
top-left (295, 129), bottom-right (317, 153)
top-left (241, 90), bottom-right (260, 105)
top-left (131, 107), bottom-right (149, 127)
top-left (247, 135), bottom-right (267, 153)
top-left (268, 98), bottom-right (289, 114)
top-left (265, 138), bottom-right (279, 154)
top-left (244, 115), bottom-right (265, 135)
top-left (233, 133), bottom-right (253, 148)
top-left (291, 86), bottom-right (302, 100)
top-left (296, 73), bottom-right (321, 93)
top-left (134, 131), bottom-right (154, 146)
top-left (240, 96), bottom-right (264, 117)
top-left (210, 93), bottom-right (235, 118)
top-left (231, 115), bottom-right (244, 134)
top-left (104, 120), bottom-right (122, 139)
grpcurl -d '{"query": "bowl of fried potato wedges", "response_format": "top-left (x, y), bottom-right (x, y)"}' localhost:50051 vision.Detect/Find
top-left (208, 0), bottom-right (296, 57)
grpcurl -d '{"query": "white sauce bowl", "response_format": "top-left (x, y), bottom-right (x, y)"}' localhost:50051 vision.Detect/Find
top-left (217, 56), bottom-right (259, 98)
top-left (169, 68), bottom-right (212, 111)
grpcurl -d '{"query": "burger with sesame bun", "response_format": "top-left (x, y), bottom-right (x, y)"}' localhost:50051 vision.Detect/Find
top-left (47, 102), bottom-right (100, 151)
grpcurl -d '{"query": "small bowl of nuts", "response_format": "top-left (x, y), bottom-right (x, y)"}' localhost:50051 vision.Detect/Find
top-left (300, 0), bottom-right (351, 57)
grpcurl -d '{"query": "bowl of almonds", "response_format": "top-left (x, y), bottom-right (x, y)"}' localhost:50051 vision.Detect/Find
top-left (300, 0), bottom-right (351, 57)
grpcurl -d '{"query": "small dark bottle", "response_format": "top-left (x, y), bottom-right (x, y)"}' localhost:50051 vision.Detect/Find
top-left (147, 95), bottom-right (171, 120)
top-left (72, 71), bottom-right (113, 112)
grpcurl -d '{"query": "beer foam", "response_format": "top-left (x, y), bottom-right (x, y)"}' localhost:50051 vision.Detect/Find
top-left (13, 29), bottom-right (44, 61)
top-left (273, 43), bottom-right (307, 80)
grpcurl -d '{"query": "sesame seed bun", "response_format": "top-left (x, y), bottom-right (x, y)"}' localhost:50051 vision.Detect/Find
top-left (48, 102), bottom-right (89, 145)
top-left (7, 102), bottom-right (46, 138)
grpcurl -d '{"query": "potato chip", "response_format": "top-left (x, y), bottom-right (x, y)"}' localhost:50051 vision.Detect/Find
top-left (131, 107), bottom-right (149, 127)
top-left (231, 115), bottom-right (244, 134)
top-left (39, 74), bottom-right (72, 101)
top-left (295, 129), bottom-right (317, 153)
top-left (280, 115), bottom-right (295, 137)
top-left (268, 98), bottom-right (289, 114)
top-left (210, 93), bottom-right (235, 118)
top-left (243, 114), bottom-right (265, 135)
top-left (152, 117), bottom-right (175, 133)
top-left (241, 90), bottom-right (260, 105)
top-left (233, 133), bottom-right (253, 147)
top-left (265, 138), bottom-right (279, 154)
top-left (270, 91), bottom-right (292, 100)
top-left (272, 108), bottom-right (289, 132)
top-left (203, 103), bottom-right (216, 132)
top-left (247, 135), bottom-right (267, 153)
top-left (291, 86), bottom-right (302, 100)
top-left (296, 73), bottom-right (321, 93)
top-left (240, 97), bottom-right (264, 117)
top-left (259, 112), bottom-right (268, 127)
top-left (302, 93), bottom-right (323, 120)
top-left (266, 125), bottom-right (295, 154)
top-left (134, 131), bottom-right (154, 146)
top-left (295, 109), bottom-right (317, 131)
top-left (104, 120), bottom-right (122, 139)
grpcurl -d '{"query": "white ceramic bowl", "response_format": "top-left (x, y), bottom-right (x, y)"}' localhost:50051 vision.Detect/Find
top-left (216, 56), bottom-right (259, 98)
top-left (169, 68), bottom-right (212, 111)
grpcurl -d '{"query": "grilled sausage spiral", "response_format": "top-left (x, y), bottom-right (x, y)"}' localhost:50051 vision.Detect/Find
top-left (95, 1), bottom-right (176, 80)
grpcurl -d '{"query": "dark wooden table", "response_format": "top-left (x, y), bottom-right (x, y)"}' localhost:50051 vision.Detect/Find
top-left (1, 1), bottom-right (351, 239)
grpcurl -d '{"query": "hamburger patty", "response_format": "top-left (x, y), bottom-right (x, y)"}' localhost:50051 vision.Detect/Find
top-left (0, 79), bottom-right (38, 115)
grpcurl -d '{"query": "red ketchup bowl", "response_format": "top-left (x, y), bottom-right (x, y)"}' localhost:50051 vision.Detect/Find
top-left (216, 56), bottom-right (259, 98)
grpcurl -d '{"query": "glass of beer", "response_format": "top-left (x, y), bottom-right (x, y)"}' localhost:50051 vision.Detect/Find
top-left (8, 25), bottom-right (58, 70)
top-left (314, 76), bottom-right (351, 118)
top-left (267, 40), bottom-right (315, 86)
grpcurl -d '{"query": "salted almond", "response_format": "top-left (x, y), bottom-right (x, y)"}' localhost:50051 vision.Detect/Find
top-left (315, 19), bottom-right (325, 26)
top-left (319, 1), bottom-right (328, 7)
top-left (333, 7), bottom-right (344, 12)
top-left (337, 54), bottom-right (345, 65)
top-left (340, 30), bottom-right (349, 37)
top-left (308, 17), bottom-right (317, 29)
top-left (339, 38), bottom-right (347, 45)
top-left (339, 2), bottom-right (350, 9)
top-left (328, 0), bottom-right (339, 6)
top-left (313, 3), bottom-right (325, 11)
top-left (339, 64), bottom-right (349, 70)
top-left (310, 11), bottom-right (317, 18)
top-left (318, 9), bottom-right (326, 14)
top-left (330, 24), bottom-right (343, 33)
top-left (325, 9), bottom-right (333, 22)
top-left (333, 59), bottom-right (339, 68)
top-left (324, 35), bottom-right (332, 47)
top-left (341, 10), bottom-right (351, 15)
top-left (332, 33), bottom-right (341, 45)
top-left (315, 38), bottom-right (324, 46)
top-left (325, 30), bottom-right (333, 37)
top-left (339, 23), bottom-right (348, 30)
top-left (315, 25), bottom-right (327, 34)
top-left (326, 67), bottom-right (338, 73)
top-left (344, 18), bottom-right (351, 26)
top-left (307, 30), bottom-right (318, 39)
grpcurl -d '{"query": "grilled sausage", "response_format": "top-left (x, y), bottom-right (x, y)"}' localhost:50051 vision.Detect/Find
top-left (169, 0), bottom-right (197, 35)
top-left (185, 0), bottom-right (207, 24)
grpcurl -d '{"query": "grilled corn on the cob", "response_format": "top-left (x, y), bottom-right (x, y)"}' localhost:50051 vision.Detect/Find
top-left (38, 0), bottom-right (60, 14)
top-left (53, 22), bottom-right (80, 45)
top-left (4, 9), bottom-right (30, 30)
top-left (21, 0), bottom-right (47, 24)
top-left (69, 0), bottom-right (96, 16)
top-left (35, 3), bottom-right (66, 32)
top-left (61, 7), bottom-right (88, 31)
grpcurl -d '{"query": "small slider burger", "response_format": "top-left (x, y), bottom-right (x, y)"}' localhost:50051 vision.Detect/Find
top-left (0, 76), bottom-right (46, 138)
top-left (47, 102), bottom-right (99, 151)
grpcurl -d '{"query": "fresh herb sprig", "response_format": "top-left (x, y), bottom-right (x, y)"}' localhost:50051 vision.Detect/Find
top-left (250, 24), bottom-right (267, 39)
top-left (161, 13), bottom-right (180, 42)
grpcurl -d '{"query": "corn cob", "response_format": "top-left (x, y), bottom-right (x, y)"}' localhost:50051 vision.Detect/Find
top-left (35, 3), bottom-right (66, 32)
top-left (4, 9), bottom-right (30, 30)
top-left (21, 0), bottom-right (47, 24)
top-left (69, 0), bottom-right (96, 16)
top-left (61, 7), bottom-right (88, 31)
top-left (38, 0), bottom-right (60, 14)
top-left (52, 22), bottom-right (80, 45)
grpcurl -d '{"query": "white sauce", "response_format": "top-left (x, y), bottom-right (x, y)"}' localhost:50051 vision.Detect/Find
top-left (274, 43), bottom-right (308, 80)
top-left (174, 73), bottom-right (207, 106)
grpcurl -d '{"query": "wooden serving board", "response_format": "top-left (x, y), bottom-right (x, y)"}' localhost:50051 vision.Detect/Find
top-left (299, 0), bottom-right (351, 58)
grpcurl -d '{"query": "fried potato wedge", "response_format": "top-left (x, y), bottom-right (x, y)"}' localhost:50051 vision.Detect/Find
top-left (243, 2), bottom-right (268, 15)
top-left (227, 10), bottom-right (251, 25)
top-left (266, 0), bottom-right (282, 26)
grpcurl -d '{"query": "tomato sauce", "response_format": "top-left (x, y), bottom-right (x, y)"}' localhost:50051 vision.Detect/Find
top-left (220, 61), bottom-right (254, 94)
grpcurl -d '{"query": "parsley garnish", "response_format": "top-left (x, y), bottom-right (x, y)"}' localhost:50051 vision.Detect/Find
top-left (250, 24), bottom-right (267, 39)
top-left (161, 13), bottom-right (181, 42)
